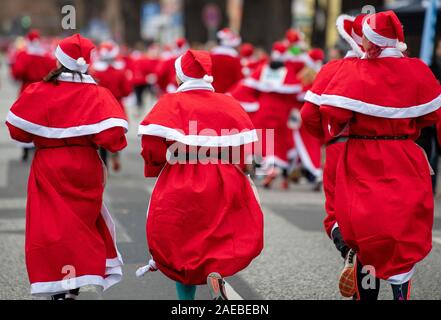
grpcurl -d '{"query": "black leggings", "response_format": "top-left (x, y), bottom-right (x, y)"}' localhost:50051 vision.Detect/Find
top-left (355, 260), bottom-right (411, 300)
top-left (134, 84), bottom-right (149, 109)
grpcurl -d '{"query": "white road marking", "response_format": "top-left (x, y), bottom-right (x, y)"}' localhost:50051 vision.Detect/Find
top-left (103, 194), bottom-right (133, 244)
top-left (224, 281), bottom-right (244, 300)
top-left (433, 237), bottom-right (441, 245)
top-left (0, 198), bottom-right (27, 210)
top-left (113, 217), bottom-right (133, 244)
top-left (0, 162), bottom-right (8, 187)
top-left (0, 146), bottom-right (21, 188)
top-left (145, 185), bottom-right (154, 195)
top-left (0, 218), bottom-right (25, 231)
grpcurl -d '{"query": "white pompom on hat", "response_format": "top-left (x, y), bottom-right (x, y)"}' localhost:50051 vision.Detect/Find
top-left (55, 34), bottom-right (95, 73)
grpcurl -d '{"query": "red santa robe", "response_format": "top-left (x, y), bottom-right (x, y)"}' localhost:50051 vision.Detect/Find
top-left (286, 53), bottom-right (324, 179)
top-left (138, 80), bottom-right (264, 285)
top-left (301, 50), bottom-right (359, 237)
top-left (155, 54), bottom-right (179, 94)
top-left (6, 73), bottom-right (128, 296)
top-left (211, 46), bottom-right (244, 93)
top-left (231, 62), bottom-right (302, 170)
top-left (91, 59), bottom-right (133, 115)
top-left (126, 51), bottom-right (158, 88)
top-left (11, 44), bottom-right (56, 94)
top-left (320, 48), bottom-right (441, 283)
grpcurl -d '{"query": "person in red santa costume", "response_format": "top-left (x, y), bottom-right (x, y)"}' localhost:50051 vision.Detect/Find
top-left (5, 34), bottom-right (128, 300)
top-left (230, 41), bottom-right (302, 189)
top-left (126, 43), bottom-right (159, 115)
top-left (284, 28), bottom-right (308, 75)
top-left (210, 28), bottom-right (244, 93)
top-left (301, 13), bottom-right (367, 297)
top-left (136, 49), bottom-right (264, 300)
top-left (156, 38), bottom-right (189, 95)
top-left (239, 43), bottom-right (265, 78)
top-left (10, 30), bottom-right (57, 162)
top-left (288, 48), bottom-right (325, 191)
top-left (91, 41), bottom-right (133, 172)
top-left (11, 29), bottom-right (57, 95)
top-left (319, 11), bottom-right (441, 300)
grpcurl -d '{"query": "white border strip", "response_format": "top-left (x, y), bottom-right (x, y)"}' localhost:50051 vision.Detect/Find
top-left (336, 14), bottom-right (364, 58)
top-left (6, 111), bottom-right (129, 139)
top-left (175, 56), bottom-right (199, 83)
top-left (239, 101), bottom-right (260, 112)
top-left (138, 124), bottom-right (258, 147)
top-left (363, 20), bottom-right (398, 48)
top-left (211, 46), bottom-right (239, 57)
top-left (101, 203), bottom-right (124, 266)
top-left (293, 130), bottom-right (323, 178)
top-left (55, 46), bottom-right (89, 74)
top-left (320, 94), bottom-right (441, 119)
top-left (244, 78), bottom-right (302, 94)
top-left (386, 266), bottom-right (416, 285)
top-left (176, 79), bottom-right (214, 93)
top-left (57, 72), bottom-right (97, 84)
top-left (304, 90), bottom-right (322, 106)
top-left (30, 271), bottom-right (122, 296)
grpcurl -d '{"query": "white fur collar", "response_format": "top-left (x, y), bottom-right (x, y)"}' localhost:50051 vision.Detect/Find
top-left (211, 46), bottom-right (239, 58)
top-left (57, 72), bottom-right (97, 84)
top-left (176, 79), bottom-right (214, 93)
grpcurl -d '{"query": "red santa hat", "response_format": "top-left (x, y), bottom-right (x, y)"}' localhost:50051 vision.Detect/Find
top-left (55, 34), bottom-right (95, 73)
top-left (304, 48), bottom-right (325, 72)
top-left (217, 28), bottom-right (242, 47)
top-left (271, 41), bottom-right (288, 62)
top-left (176, 37), bottom-right (188, 49)
top-left (285, 28), bottom-right (305, 46)
top-left (26, 29), bottom-right (41, 42)
top-left (336, 14), bottom-right (367, 56)
top-left (240, 43), bottom-right (255, 58)
top-left (175, 37), bottom-right (189, 55)
top-left (362, 10), bottom-right (407, 52)
top-left (175, 49), bottom-right (214, 83)
top-left (98, 41), bottom-right (120, 60)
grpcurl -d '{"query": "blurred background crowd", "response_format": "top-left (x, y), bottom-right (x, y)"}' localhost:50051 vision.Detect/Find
top-left (0, 0), bottom-right (440, 60)
top-left (1, 0), bottom-right (441, 192)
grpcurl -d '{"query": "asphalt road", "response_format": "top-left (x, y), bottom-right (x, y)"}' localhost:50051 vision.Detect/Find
top-left (1, 58), bottom-right (441, 300)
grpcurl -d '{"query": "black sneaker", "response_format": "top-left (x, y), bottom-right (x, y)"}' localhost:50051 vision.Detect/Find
top-left (207, 272), bottom-right (228, 300)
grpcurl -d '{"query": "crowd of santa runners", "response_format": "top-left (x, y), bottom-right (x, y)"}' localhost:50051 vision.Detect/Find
top-left (2, 8), bottom-right (441, 301)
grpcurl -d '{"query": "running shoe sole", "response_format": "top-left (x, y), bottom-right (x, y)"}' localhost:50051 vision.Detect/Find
top-left (207, 272), bottom-right (228, 300)
top-left (339, 250), bottom-right (357, 298)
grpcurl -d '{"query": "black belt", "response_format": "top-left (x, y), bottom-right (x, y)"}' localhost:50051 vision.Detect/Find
top-left (326, 136), bottom-right (349, 147)
top-left (348, 135), bottom-right (409, 140)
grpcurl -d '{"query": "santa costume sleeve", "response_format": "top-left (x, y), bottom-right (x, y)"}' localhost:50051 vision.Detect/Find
top-left (91, 127), bottom-right (127, 152)
top-left (301, 60), bottom-right (344, 139)
top-left (6, 123), bottom-right (34, 143)
top-left (300, 102), bottom-right (325, 139)
top-left (11, 51), bottom-right (27, 81)
top-left (141, 135), bottom-right (168, 178)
